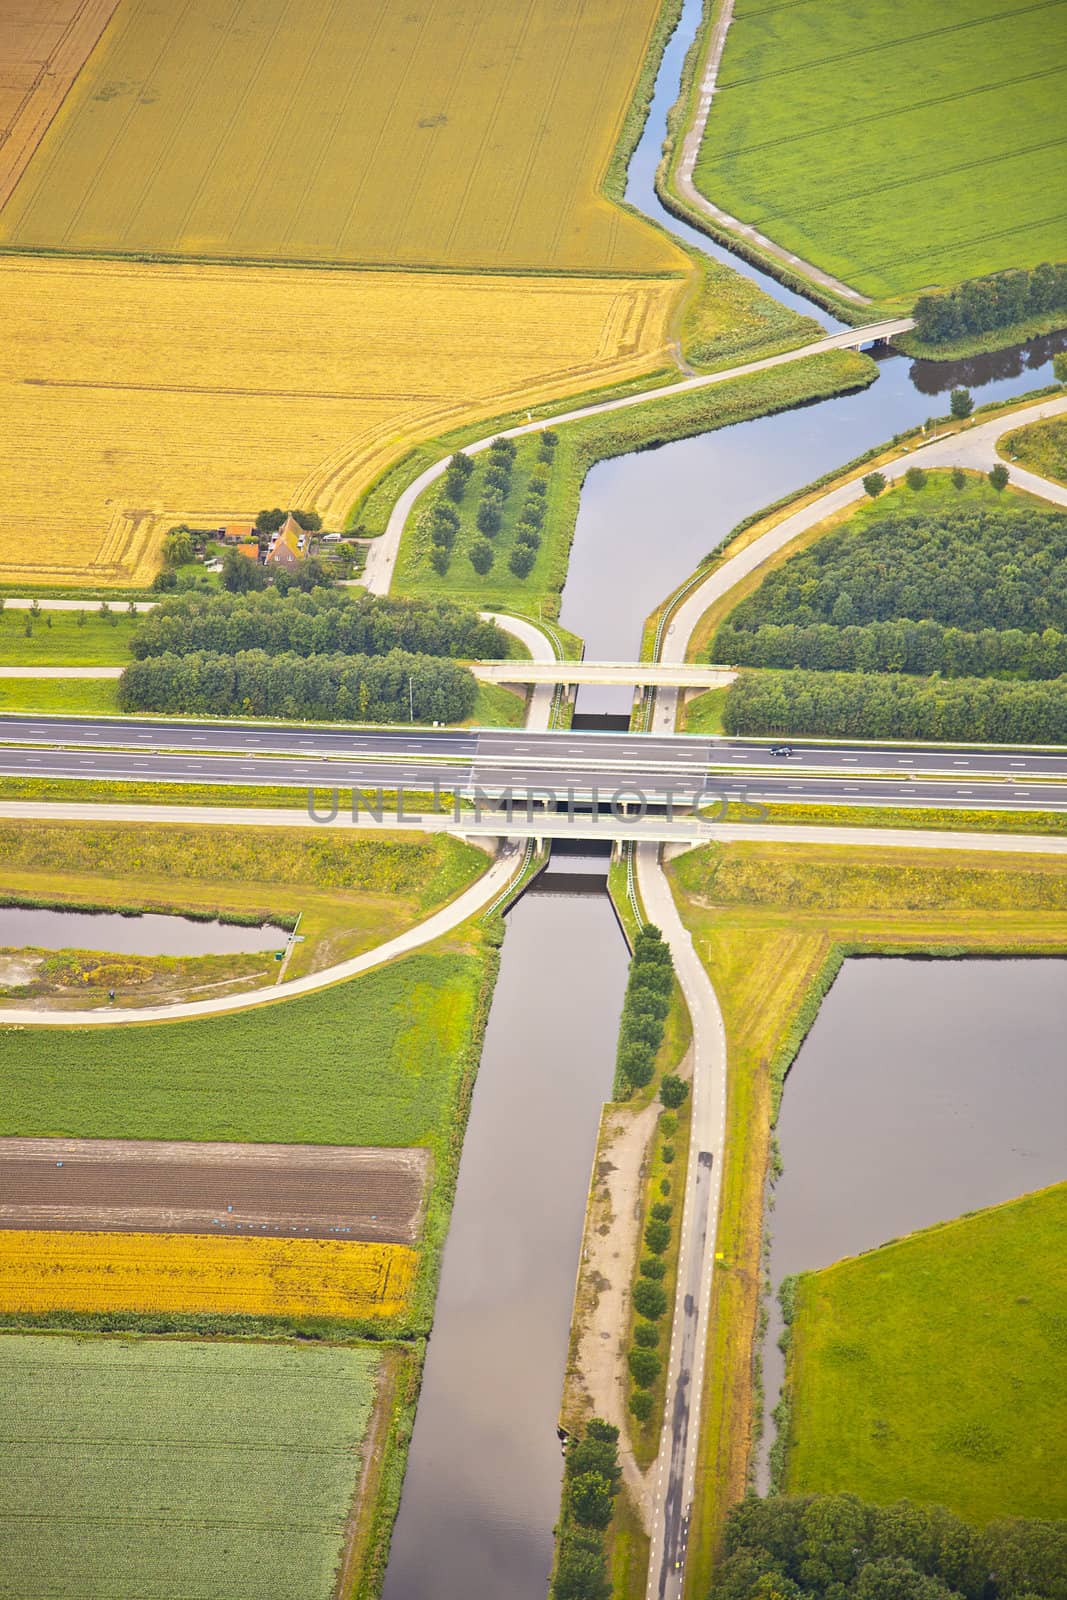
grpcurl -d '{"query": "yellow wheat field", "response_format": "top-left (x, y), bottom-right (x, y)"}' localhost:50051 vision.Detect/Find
top-left (0, 0), bottom-right (684, 276)
top-left (0, 255), bottom-right (678, 587)
top-left (0, 1229), bottom-right (416, 1319)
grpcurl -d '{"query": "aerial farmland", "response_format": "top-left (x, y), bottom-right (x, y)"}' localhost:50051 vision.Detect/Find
top-left (0, 2), bottom-right (1066, 1600)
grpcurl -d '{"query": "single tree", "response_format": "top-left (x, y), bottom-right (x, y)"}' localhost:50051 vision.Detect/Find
top-left (862, 471), bottom-right (886, 498)
top-left (629, 1390), bottom-right (653, 1422)
top-left (951, 467), bottom-right (967, 490)
top-left (468, 539), bottom-right (495, 575)
top-left (905, 466), bottom-right (927, 490)
top-left (509, 543), bottom-right (536, 578)
top-left (644, 1217), bottom-right (671, 1254)
top-left (633, 1321), bottom-right (659, 1348)
top-left (567, 1472), bottom-right (615, 1530)
top-left (476, 490), bottom-right (504, 536)
top-left (628, 1348), bottom-right (661, 1388)
top-left (660, 1074), bottom-right (690, 1109)
top-left (949, 387), bottom-right (974, 419)
top-left (632, 1278), bottom-right (667, 1319)
top-left (988, 463), bottom-right (1010, 491)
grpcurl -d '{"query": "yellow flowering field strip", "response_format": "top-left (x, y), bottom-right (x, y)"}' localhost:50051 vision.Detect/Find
top-left (0, 1229), bottom-right (416, 1319)
top-left (0, 255), bottom-right (677, 585)
top-left (0, 0), bottom-right (682, 275)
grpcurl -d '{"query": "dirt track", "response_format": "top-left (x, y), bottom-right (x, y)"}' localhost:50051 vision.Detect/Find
top-left (0, 1137), bottom-right (428, 1244)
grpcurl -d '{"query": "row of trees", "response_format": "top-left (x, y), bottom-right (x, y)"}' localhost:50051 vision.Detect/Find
top-left (722, 505), bottom-right (1067, 635)
top-left (723, 668), bottom-right (1067, 744)
top-left (716, 1492), bottom-right (1066, 1600)
top-left (913, 260), bottom-right (1067, 345)
top-left (130, 588), bottom-right (507, 662)
top-left (118, 649), bottom-right (477, 724)
top-left (615, 923), bottom-right (675, 1092)
top-left (715, 618), bottom-right (1067, 680)
top-left (550, 1420), bottom-right (621, 1600)
top-left (627, 1078), bottom-right (689, 1426)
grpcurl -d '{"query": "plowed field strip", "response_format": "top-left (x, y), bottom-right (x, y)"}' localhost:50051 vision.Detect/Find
top-left (0, 1137), bottom-right (428, 1244)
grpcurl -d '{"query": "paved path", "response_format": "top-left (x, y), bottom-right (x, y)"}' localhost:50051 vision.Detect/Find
top-left (671, 0), bottom-right (870, 306)
top-left (362, 321), bottom-right (911, 598)
top-left (0, 839), bottom-right (521, 1027)
top-left (651, 392), bottom-right (1067, 733)
top-left (481, 609), bottom-right (556, 731)
top-left (0, 598), bottom-right (154, 611)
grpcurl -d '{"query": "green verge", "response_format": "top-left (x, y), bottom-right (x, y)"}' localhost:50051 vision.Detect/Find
top-left (0, 1331), bottom-right (385, 1600)
top-left (0, 611), bottom-right (138, 663)
top-left (702, 799), bottom-right (1067, 838)
top-left (662, 840), bottom-right (1067, 1590)
top-left (0, 775), bottom-right (457, 810)
top-left (783, 1183), bottom-right (1067, 1522)
top-left (1001, 412), bottom-right (1067, 487)
top-left (0, 922), bottom-right (501, 1340)
top-left (393, 351), bottom-right (876, 616)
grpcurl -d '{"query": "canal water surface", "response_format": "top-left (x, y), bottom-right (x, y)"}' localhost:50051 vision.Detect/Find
top-left (0, 905), bottom-right (285, 957)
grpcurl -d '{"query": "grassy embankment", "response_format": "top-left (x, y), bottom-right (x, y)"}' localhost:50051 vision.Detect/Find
top-left (391, 351), bottom-right (875, 614)
top-left (0, 1332), bottom-right (393, 1600)
top-left (0, 822), bottom-right (488, 993)
top-left (688, 0), bottom-right (1067, 306)
top-left (662, 839), bottom-right (1067, 1590)
top-left (783, 1183), bottom-right (1067, 1523)
top-left (1001, 413), bottom-right (1067, 486)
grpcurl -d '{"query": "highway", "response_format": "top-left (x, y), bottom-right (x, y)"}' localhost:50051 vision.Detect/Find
top-left (3, 717), bottom-right (1067, 811)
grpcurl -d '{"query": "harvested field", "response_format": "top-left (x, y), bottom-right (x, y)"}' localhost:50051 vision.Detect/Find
top-left (0, 1332), bottom-right (384, 1600)
top-left (0, 0), bottom-right (683, 275)
top-left (0, 1136), bottom-right (429, 1244)
top-left (0, 255), bottom-right (676, 585)
top-left (0, 0), bottom-right (119, 213)
top-left (0, 1227), bottom-right (416, 1318)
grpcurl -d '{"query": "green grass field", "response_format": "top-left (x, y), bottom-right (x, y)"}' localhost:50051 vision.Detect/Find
top-left (0, 611), bottom-right (138, 664)
top-left (784, 1184), bottom-right (1067, 1521)
top-left (0, 939), bottom-right (485, 1148)
top-left (693, 0), bottom-right (1067, 301)
top-left (0, 1333), bottom-right (380, 1600)
top-left (1002, 414), bottom-right (1067, 485)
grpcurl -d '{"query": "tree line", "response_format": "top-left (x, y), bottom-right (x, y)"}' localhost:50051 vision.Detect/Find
top-left (551, 1420), bottom-right (621, 1600)
top-left (615, 923), bottom-right (675, 1093)
top-left (723, 668), bottom-right (1067, 744)
top-left (119, 649), bottom-right (477, 724)
top-left (720, 505), bottom-right (1067, 638)
top-left (130, 589), bottom-right (507, 663)
top-left (715, 1492), bottom-right (1065, 1600)
top-left (715, 618), bottom-right (1067, 680)
top-left (913, 260), bottom-right (1067, 345)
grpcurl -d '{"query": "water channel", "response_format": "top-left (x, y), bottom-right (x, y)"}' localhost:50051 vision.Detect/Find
top-left (0, 905), bottom-right (284, 957)
top-left (382, 1), bottom-right (1067, 1589)
top-left (758, 957), bottom-right (1067, 1490)
top-left (381, 852), bottom-right (628, 1600)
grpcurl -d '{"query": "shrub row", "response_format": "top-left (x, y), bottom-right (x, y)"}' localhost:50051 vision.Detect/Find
top-left (723, 668), bottom-right (1067, 745)
top-left (118, 648), bottom-right (477, 724)
top-left (715, 618), bottom-right (1067, 681)
top-left (614, 923), bottom-right (675, 1093)
top-left (550, 1419), bottom-right (621, 1600)
top-left (914, 261), bottom-right (1067, 346)
top-left (131, 588), bottom-right (507, 662)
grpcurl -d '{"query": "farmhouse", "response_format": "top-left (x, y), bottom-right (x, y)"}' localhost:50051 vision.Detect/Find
top-left (265, 513), bottom-right (308, 569)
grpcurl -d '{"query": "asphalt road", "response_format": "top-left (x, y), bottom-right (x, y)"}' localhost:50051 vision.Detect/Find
top-left (3, 718), bottom-right (1067, 809)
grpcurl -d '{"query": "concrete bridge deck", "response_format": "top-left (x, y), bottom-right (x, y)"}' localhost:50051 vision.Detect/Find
top-left (471, 660), bottom-right (736, 688)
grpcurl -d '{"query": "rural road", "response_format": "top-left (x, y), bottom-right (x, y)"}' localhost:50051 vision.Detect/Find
top-left (636, 841), bottom-right (727, 1600)
top-left (671, 0), bottom-right (869, 306)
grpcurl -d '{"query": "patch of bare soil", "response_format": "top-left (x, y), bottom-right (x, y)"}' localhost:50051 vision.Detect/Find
top-left (0, 1137), bottom-right (430, 1244)
top-left (560, 1099), bottom-right (660, 1531)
